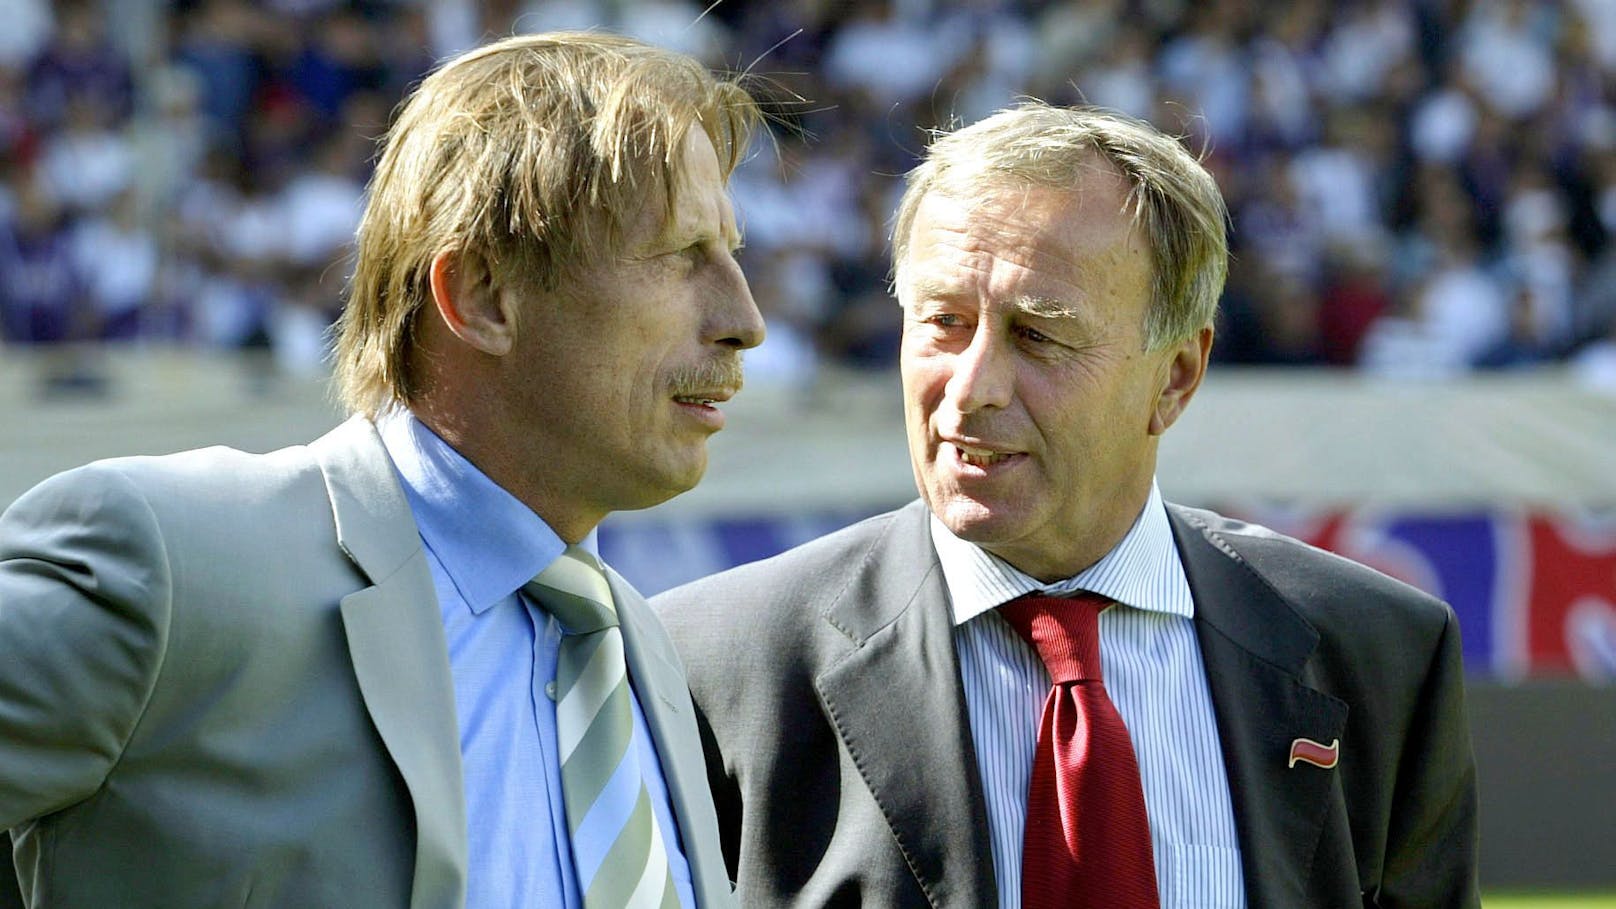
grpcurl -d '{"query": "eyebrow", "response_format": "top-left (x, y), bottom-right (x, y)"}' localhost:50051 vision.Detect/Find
top-left (907, 277), bottom-right (1082, 320)
top-left (662, 212), bottom-right (742, 251)
top-left (1012, 294), bottom-right (1082, 320)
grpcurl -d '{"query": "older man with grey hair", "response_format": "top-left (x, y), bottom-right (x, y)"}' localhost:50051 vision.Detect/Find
top-left (656, 102), bottom-right (1479, 909)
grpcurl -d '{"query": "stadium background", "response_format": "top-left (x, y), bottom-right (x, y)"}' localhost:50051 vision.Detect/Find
top-left (1, 0), bottom-right (1613, 903)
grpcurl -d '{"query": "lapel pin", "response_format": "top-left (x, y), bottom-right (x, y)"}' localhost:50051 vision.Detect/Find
top-left (1288, 737), bottom-right (1340, 769)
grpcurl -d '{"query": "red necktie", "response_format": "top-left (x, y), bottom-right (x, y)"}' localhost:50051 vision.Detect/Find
top-left (999, 593), bottom-right (1160, 909)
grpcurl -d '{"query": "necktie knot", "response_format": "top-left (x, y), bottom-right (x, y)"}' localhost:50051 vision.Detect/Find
top-left (523, 545), bottom-right (618, 634)
top-left (999, 593), bottom-right (1107, 684)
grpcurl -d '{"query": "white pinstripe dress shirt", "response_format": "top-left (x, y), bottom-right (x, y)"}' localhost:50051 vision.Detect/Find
top-left (932, 483), bottom-right (1247, 909)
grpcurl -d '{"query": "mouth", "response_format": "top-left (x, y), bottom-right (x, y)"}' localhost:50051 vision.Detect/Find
top-left (671, 386), bottom-right (739, 431)
top-left (943, 440), bottom-right (1026, 472)
top-left (671, 387), bottom-right (737, 408)
top-left (668, 353), bottom-right (744, 430)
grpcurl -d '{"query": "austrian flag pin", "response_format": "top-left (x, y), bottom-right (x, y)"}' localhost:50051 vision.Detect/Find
top-left (1288, 737), bottom-right (1340, 769)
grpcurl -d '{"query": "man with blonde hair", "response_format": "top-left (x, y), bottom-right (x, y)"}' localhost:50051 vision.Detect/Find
top-left (0, 32), bottom-right (760, 907)
top-left (656, 103), bottom-right (1479, 908)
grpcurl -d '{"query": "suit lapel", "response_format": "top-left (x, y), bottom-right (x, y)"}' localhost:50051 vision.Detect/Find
top-left (1169, 506), bottom-right (1347, 909)
top-left (312, 416), bottom-right (468, 909)
top-left (612, 571), bottom-right (733, 908)
top-left (813, 502), bottom-right (996, 909)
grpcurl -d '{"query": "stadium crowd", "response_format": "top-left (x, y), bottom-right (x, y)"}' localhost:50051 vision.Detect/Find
top-left (4, 0), bottom-right (1616, 390)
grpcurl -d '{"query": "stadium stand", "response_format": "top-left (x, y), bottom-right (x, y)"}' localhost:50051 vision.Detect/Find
top-left (4, 0), bottom-right (1616, 387)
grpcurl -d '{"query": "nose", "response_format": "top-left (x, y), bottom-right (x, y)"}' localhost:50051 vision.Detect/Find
top-left (945, 324), bottom-right (1014, 413)
top-left (709, 254), bottom-right (765, 350)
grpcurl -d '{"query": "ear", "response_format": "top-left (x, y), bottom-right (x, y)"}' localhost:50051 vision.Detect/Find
top-left (428, 248), bottom-right (516, 357)
top-left (1149, 325), bottom-right (1213, 436)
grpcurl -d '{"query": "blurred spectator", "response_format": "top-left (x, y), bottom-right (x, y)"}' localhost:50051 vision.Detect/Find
top-left (0, 0), bottom-right (51, 72)
top-left (1571, 0), bottom-right (1616, 70)
top-left (128, 65), bottom-right (210, 240)
top-left (1287, 107), bottom-right (1388, 255)
top-left (1077, 26), bottom-right (1156, 121)
top-left (69, 189), bottom-right (157, 340)
top-left (1033, 0), bottom-right (1126, 101)
top-left (278, 131), bottom-right (364, 269)
top-left (1410, 60), bottom-right (1481, 165)
top-left (1322, 0), bottom-right (1416, 104)
top-left (1216, 260), bottom-right (1321, 365)
top-left (1362, 227), bottom-right (1509, 377)
top-left (618, 0), bottom-right (731, 65)
top-left (1157, 1), bottom-right (1251, 147)
top-left (0, 179), bottom-right (83, 345)
top-left (1477, 284), bottom-right (1559, 368)
top-left (25, 0), bottom-right (132, 130)
top-left (1460, 0), bottom-right (1558, 122)
top-left (1500, 164), bottom-right (1577, 349)
top-left (1570, 309), bottom-right (1616, 392)
top-left (36, 96), bottom-right (132, 216)
top-left (285, 7), bottom-right (383, 121)
top-left (173, 0), bottom-right (262, 150)
top-left (0, 66), bottom-right (36, 167)
top-left (1318, 245), bottom-right (1395, 365)
top-left (174, 148), bottom-right (267, 348)
top-left (823, 0), bottom-right (962, 106)
top-left (1246, 1), bottom-right (1323, 151)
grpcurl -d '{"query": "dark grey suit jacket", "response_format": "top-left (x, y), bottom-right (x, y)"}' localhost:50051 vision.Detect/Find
top-left (653, 500), bottom-right (1480, 908)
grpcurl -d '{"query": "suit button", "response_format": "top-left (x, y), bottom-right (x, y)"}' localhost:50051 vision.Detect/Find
top-left (545, 681), bottom-right (557, 700)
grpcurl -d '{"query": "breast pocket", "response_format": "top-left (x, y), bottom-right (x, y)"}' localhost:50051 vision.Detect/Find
top-left (1167, 843), bottom-right (1245, 909)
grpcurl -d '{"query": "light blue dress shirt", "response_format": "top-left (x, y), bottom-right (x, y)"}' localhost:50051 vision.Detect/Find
top-left (932, 483), bottom-right (1247, 909)
top-left (379, 412), bottom-right (695, 909)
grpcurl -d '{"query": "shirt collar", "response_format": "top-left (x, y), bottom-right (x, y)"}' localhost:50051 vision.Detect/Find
top-left (930, 481), bottom-right (1194, 627)
top-left (377, 410), bottom-right (567, 614)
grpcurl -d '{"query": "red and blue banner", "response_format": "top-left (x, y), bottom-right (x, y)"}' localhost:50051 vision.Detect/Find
top-left (1233, 506), bottom-right (1616, 681)
top-left (603, 505), bottom-right (1616, 681)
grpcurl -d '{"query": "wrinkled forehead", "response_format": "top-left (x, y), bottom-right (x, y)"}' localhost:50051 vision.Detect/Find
top-left (905, 151), bottom-right (1131, 242)
top-left (898, 174), bottom-right (1154, 336)
top-left (942, 153), bottom-right (1138, 224)
top-left (901, 171), bottom-right (1141, 276)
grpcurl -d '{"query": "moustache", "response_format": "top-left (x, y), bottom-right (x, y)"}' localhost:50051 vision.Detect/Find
top-left (669, 355), bottom-right (745, 399)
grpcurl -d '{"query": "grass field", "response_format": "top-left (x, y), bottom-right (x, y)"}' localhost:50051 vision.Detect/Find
top-left (1486, 895), bottom-right (1616, 908)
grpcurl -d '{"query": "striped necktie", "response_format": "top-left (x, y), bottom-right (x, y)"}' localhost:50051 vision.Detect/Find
top-left (524, 546), bottom-right (679, 909)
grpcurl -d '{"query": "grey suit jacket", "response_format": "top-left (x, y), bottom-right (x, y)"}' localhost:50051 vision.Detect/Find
top-left (654, 499), bottom-right (1480, 909)
top-left (0, 416), bottom-right (732, 908)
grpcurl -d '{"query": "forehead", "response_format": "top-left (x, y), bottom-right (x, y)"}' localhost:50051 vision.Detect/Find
top-left (621, 128), bottom-right (735, 249)
top-left (903, 169), bottom-right (1150, 314)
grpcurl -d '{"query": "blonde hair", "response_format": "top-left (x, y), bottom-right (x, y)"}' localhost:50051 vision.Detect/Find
top-left (334, 31), bottom-right (760, 416)
top-left (892, 103), bottom-right (1228, 350)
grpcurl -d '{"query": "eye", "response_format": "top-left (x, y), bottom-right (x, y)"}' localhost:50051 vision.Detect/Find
top-left (926, 313), bottom-right (966, 329)
top-left (1016, 325), bottom-right (1053, 344)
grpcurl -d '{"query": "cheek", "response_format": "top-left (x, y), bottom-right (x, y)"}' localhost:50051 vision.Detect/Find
top-left (901, 350), bottom-right (949, 399)
top-left (1021, 381), bottom-right (1092, 453)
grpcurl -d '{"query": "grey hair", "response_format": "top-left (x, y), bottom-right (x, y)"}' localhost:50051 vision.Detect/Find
top-left (892, 102), bottom-right (1228, 350)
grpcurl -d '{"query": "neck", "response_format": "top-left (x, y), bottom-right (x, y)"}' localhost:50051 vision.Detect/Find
top-left (405, 400), bottom-right (603, 544)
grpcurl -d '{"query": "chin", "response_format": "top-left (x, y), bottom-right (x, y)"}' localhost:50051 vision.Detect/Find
top-left (931, 495), bottom-right (1026, 544)
top-left (656, 457), bottom-right (709, 500)
top-left (609, 456), bottom-right (707, 514)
